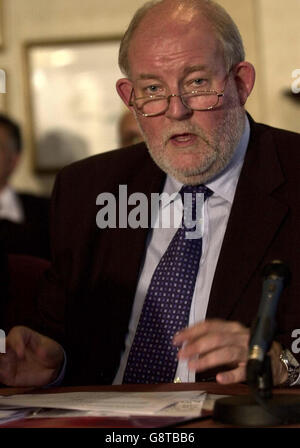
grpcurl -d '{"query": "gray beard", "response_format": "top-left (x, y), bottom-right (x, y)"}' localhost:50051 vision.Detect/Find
top-left (138, 106), bottom-right (245, 185)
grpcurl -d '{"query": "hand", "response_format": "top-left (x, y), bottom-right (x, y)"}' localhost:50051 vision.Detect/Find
top-left (0, 326), bottom-right (64, 387)
top-left (173, 319), bottom-right (288, 386)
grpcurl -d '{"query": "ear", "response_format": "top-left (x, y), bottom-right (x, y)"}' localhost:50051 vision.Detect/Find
top-left (116, 78), bottom-right (134, 109)
top-left (232, 62), bottom-right (256, 106)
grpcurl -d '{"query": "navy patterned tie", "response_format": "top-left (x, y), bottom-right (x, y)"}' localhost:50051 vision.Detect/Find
top-left (123, 185), bottom-right (213, 384)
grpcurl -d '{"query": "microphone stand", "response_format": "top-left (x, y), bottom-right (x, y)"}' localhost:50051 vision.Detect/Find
top-left (213, 355), bottom-right (300, 426)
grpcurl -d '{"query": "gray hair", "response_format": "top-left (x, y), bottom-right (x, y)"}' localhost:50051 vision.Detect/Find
top-left (118, 0), bottom-right (245, 77)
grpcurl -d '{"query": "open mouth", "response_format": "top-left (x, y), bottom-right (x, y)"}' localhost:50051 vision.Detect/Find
top-left (170, 133), bottom-right (197, 146)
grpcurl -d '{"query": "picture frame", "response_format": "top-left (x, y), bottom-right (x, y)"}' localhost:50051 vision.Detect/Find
top-left (24, 37), bottom-right (124, 173)
top-left (0, 0), bottom-right (3, 49)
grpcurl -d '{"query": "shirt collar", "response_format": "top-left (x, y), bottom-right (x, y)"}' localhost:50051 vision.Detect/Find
top-left (0, 185), bottom-right (24, 222)
top-left (162, 115), bottom-right (250, 206)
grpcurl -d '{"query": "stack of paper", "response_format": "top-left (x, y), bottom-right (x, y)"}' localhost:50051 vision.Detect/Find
top-left (0, 390), bottom-right (227, 423)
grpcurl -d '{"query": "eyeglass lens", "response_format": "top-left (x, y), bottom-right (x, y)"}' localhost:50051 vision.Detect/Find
top-left (135, 92), bottom-right (220, 115)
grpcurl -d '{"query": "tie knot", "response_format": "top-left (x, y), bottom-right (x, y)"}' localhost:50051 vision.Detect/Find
top-left (179, 185), bottom-right (213, 228)
top-left (179, 184), bottom-right (213, 202)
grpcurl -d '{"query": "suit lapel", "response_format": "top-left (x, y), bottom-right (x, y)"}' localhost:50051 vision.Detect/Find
top-left (206, 120), bottom-right (288, 319)
top-left (115, 153), bottom-right (166, 296)
top-left (91, 146), bottom-right (165, 303)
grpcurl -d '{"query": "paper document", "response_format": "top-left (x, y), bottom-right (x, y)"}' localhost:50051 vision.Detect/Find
top-left (0, 390), bottom-right (226, 418)
top-left (0, 408), bottom-right (33, 424)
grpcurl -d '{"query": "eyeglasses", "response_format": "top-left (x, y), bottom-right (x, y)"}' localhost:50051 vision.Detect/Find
top-left (129, 88), bottom-right (225, 117)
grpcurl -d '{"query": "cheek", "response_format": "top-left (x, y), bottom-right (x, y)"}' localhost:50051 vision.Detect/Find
top-left (193, 109), bottom-right (225, 131)
top-left (138, 117), bottom-right (163, 144)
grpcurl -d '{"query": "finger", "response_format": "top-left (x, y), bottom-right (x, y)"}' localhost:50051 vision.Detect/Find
top-left (187, 345), bottom-right (248, 373)
top-left (7, 327), bottom-right (63, 370)
top-left (35, 334), bottom-right (64, 368)
top-left (0, 348), bottom-right (18, 385)
top-left (269, 341), bottom-right (288, 386)
top-left (14, 327), bottom-right (64, 371)
top-left (0, 327), bottom-right (63, 387)
top-left (177, 330), bottom-right (250, 360)
top-left (173, 319), bottom-right (246, 345)
top-left (6, 326), bottom-right (30, 359)
top-left (216, 363), bottom-right (247, 384)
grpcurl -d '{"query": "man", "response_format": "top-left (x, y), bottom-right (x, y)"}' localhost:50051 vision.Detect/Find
top-left (0, 0), bottom-right (299, 388)
top-left (0, 114), bottom-right (50, 259)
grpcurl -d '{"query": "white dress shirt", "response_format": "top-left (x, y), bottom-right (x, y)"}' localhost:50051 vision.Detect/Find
top-left (0, 186), bottom-right (24, 223)
top-left (114, 117), bottom-right (251, 384)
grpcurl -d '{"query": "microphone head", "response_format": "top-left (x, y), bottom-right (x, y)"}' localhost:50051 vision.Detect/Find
top-left (262, 260), bottom-right (291, 286)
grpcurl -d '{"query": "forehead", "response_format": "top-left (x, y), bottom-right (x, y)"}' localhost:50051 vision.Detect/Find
top-left (128, 14), bottom-right (224, 80)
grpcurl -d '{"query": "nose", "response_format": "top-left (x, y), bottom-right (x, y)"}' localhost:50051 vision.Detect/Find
top-left (164, 94), bottom-right (193, 120)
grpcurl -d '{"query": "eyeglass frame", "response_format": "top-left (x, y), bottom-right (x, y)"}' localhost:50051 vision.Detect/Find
top-left (128, 74), bottom-right (230, 117)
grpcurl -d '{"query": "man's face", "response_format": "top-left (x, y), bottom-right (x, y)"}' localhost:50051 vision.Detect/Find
top-left (0, 126), bottom-right (19, 190)
top-left (122, 12), bottom-right (247, 185)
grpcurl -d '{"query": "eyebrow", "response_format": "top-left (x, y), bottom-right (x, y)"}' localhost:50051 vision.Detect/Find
top-left (135, 74), bottom-right (164, 81)
top-left (135, 65), bottom-right (211, 82)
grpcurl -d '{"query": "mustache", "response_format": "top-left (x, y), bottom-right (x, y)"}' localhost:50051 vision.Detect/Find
top-left (162, 124), bottom-right (212, 147)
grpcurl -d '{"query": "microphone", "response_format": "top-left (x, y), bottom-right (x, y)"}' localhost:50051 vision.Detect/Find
top-left (213, 260), bottom-right (300, 427)
top-left (247, 260), bottom-right (290, 385)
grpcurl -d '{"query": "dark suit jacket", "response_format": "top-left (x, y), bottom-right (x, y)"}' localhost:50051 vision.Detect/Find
top-left (0, 193), bottom-right (50, 260)
top-left (35, 117), bottom-right (300, 385)
top-left (0, 240), bottom-right (9, 330)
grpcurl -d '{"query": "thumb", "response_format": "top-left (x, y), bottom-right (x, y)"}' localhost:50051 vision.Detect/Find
top-left (6, 326), bottom-right (35, 360)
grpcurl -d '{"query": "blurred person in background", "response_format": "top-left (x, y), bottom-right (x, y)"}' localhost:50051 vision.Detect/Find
top-left (118, 109), bottom-right (143, 147)
top-left (0, 114), bottom-right (50, 260)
